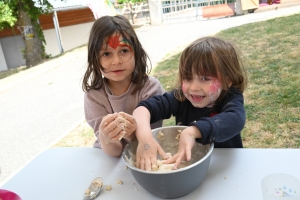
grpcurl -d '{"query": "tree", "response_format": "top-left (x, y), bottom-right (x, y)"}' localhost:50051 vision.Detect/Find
top-left (0, 0), bottom-right (61, 68)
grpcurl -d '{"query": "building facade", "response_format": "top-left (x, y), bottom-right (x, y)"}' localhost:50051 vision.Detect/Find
top-left (0, 6), bottom-right (95, 71)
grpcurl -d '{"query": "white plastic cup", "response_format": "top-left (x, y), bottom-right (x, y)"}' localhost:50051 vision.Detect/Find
top-left (261, 173), bottom-right (300, 200)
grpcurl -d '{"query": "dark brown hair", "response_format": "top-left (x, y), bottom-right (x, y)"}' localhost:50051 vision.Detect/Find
top-left (82, 15), bottom-right (151, 93)
top-left (174, 36), bottom-right (248, 101)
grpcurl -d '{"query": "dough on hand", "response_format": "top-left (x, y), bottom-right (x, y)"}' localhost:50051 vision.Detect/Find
top-left (116, 113), bottom-right (127, 141)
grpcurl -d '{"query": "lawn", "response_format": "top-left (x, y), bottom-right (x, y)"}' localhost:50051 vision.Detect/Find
top-left (54, 13), bottom-right (300, 148)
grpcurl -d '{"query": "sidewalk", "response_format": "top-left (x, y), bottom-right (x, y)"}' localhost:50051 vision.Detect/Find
top-left (1, 5), bottom-right (300, 185)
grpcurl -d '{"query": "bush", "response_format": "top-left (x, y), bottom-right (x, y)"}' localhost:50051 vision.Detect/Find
top-left (117, 0), bottom-right (146, 4)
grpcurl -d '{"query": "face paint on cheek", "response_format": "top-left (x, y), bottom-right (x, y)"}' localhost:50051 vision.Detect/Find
top-left (208, 80), bottom-right (221, 102)
top-left (210, 79), bottom-right (221, 93)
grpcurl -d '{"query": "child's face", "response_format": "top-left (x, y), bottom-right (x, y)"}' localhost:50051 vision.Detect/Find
top-left (99, 33), bottom-right (135, 83)
top-left (182, 75), bottom-right (222, 108)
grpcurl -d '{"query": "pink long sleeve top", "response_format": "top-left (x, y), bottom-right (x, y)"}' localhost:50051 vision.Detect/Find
top-left (84, 76), bottom-right (165, 148)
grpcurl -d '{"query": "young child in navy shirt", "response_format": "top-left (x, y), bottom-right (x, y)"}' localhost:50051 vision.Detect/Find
top-left (133, 36), bottom-right (248, 170)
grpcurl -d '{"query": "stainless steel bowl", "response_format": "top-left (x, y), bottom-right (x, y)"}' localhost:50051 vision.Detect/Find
top-left (122, 126), bottom-right (214, 199)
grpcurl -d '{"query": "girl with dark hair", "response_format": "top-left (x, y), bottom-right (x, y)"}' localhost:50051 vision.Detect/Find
top-left (83, 15), bottom-right (164, 157)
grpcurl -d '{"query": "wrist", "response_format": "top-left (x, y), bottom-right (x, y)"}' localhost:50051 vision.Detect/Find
top-left (188, 126), bottom-right (202, 139)
top-left (99, 133), bottom-right (116, 145)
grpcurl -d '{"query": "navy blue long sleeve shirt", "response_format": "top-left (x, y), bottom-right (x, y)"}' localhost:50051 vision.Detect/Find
top-left (137, 87), bottom-right (245, 148)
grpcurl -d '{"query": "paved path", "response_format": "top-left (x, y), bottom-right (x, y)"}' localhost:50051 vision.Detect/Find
top-left (1, 5), bottom-right (300, 185)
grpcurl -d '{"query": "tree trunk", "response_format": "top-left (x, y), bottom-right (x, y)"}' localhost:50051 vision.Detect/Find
top-left (18, 9), bottom-right (44, 68)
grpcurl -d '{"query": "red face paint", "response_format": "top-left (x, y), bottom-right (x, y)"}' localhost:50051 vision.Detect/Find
top-left (210, 79), bottom-right (221, 93)
top-left (108, 35), bottom-right (121, 50)
top-left (107, 34), bottom-right (133, 52)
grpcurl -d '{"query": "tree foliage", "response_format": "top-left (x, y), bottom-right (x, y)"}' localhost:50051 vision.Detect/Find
top-left (0, 1), bottom-right (17, 29)
top-left (0, 0), bottom-right (54, 32)
top-left (0, 0), bottom-right (63, 67)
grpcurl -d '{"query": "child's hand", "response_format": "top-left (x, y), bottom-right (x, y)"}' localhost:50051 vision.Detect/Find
top-left (118, 112), bottom-right (136, 141)
top-left (135, 137), bottom-right (170, 171)
top-left (163, 126), bottom-right (199, 169)
top-left (99, 113), bottom-right (126, 143)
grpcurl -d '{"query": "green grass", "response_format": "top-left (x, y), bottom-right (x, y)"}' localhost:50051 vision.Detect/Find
top-left (55, 13), bottom-right (300, 148)
top-left (0, 66), bottom-right (27, 79)
top-left (151, 13), bottom-right (300, 148)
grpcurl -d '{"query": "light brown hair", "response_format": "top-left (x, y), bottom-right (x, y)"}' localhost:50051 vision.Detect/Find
top-left (174, 36), bottom-right (248, 101)
top-left (82, 15), bottom-right (151, 93)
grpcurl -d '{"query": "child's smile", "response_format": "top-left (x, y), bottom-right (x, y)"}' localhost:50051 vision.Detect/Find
top-left (191, 94), bottom-right (205, 102)
top-left (182, 75), bottom-right (222, 108)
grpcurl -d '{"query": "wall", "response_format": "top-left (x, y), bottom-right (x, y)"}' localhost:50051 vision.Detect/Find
top-left (0, 22), bottom-right (92, 71)
top-left (0, 36), bottom-right (26, 70)
top-left (0, 42), bottom-right (8, 71)
top-left (43, 22), bottom-right (93, 57)
top-left (0, 7), bottom-right (94, 71)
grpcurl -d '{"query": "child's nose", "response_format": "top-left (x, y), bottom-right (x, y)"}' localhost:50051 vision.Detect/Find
top-left (111, 53), bottom-right (122, 65)
top-left (190, 80), bottom-right (200, 91)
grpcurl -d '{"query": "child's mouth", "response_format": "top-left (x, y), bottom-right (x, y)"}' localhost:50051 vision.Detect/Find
top-left (191, 95), bottom-right (204, 102)
top-left (112, 70), bottom-right (123, 73)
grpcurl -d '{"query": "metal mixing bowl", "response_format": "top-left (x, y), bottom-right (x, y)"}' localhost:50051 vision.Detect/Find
top-left (122, 126), bottom-right (214, 199)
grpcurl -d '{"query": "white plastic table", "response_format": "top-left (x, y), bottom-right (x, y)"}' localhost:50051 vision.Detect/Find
top-left (1, 148), bottom-right (300, 200)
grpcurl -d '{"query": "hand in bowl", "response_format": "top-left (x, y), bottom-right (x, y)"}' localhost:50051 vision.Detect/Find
top-left (164, 126), bottom-right (200, 169)
top-left (136, 137), bottom-right (170, 171)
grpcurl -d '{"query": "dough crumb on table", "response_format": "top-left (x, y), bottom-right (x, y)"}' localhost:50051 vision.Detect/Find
top-left (105, 185), bottom-right (112, 191)
top-left (117, 180), bottom-right (123, 185)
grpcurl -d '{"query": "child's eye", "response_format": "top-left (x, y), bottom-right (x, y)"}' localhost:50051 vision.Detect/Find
top-left (101, 52), bottom-right (111, 57)
top-left (199, 76), bottom-right (212, 81)
top-left (120, 48), bottom-right (130, 54)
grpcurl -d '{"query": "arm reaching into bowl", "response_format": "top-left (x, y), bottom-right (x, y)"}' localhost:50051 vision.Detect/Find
top-left (132, 36), bottom-right (247, 170)
top-left (163, 126), bottom-right (202, 169)
top-left (133, 106), bottom-right (170, 170)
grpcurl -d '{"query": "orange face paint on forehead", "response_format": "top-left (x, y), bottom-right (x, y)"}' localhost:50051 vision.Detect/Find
top-left (107, 34), bottom-right (133, 51)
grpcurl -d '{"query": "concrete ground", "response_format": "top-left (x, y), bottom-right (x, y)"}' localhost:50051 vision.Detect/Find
top-left (1, 4), bottom-right (300, 185)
